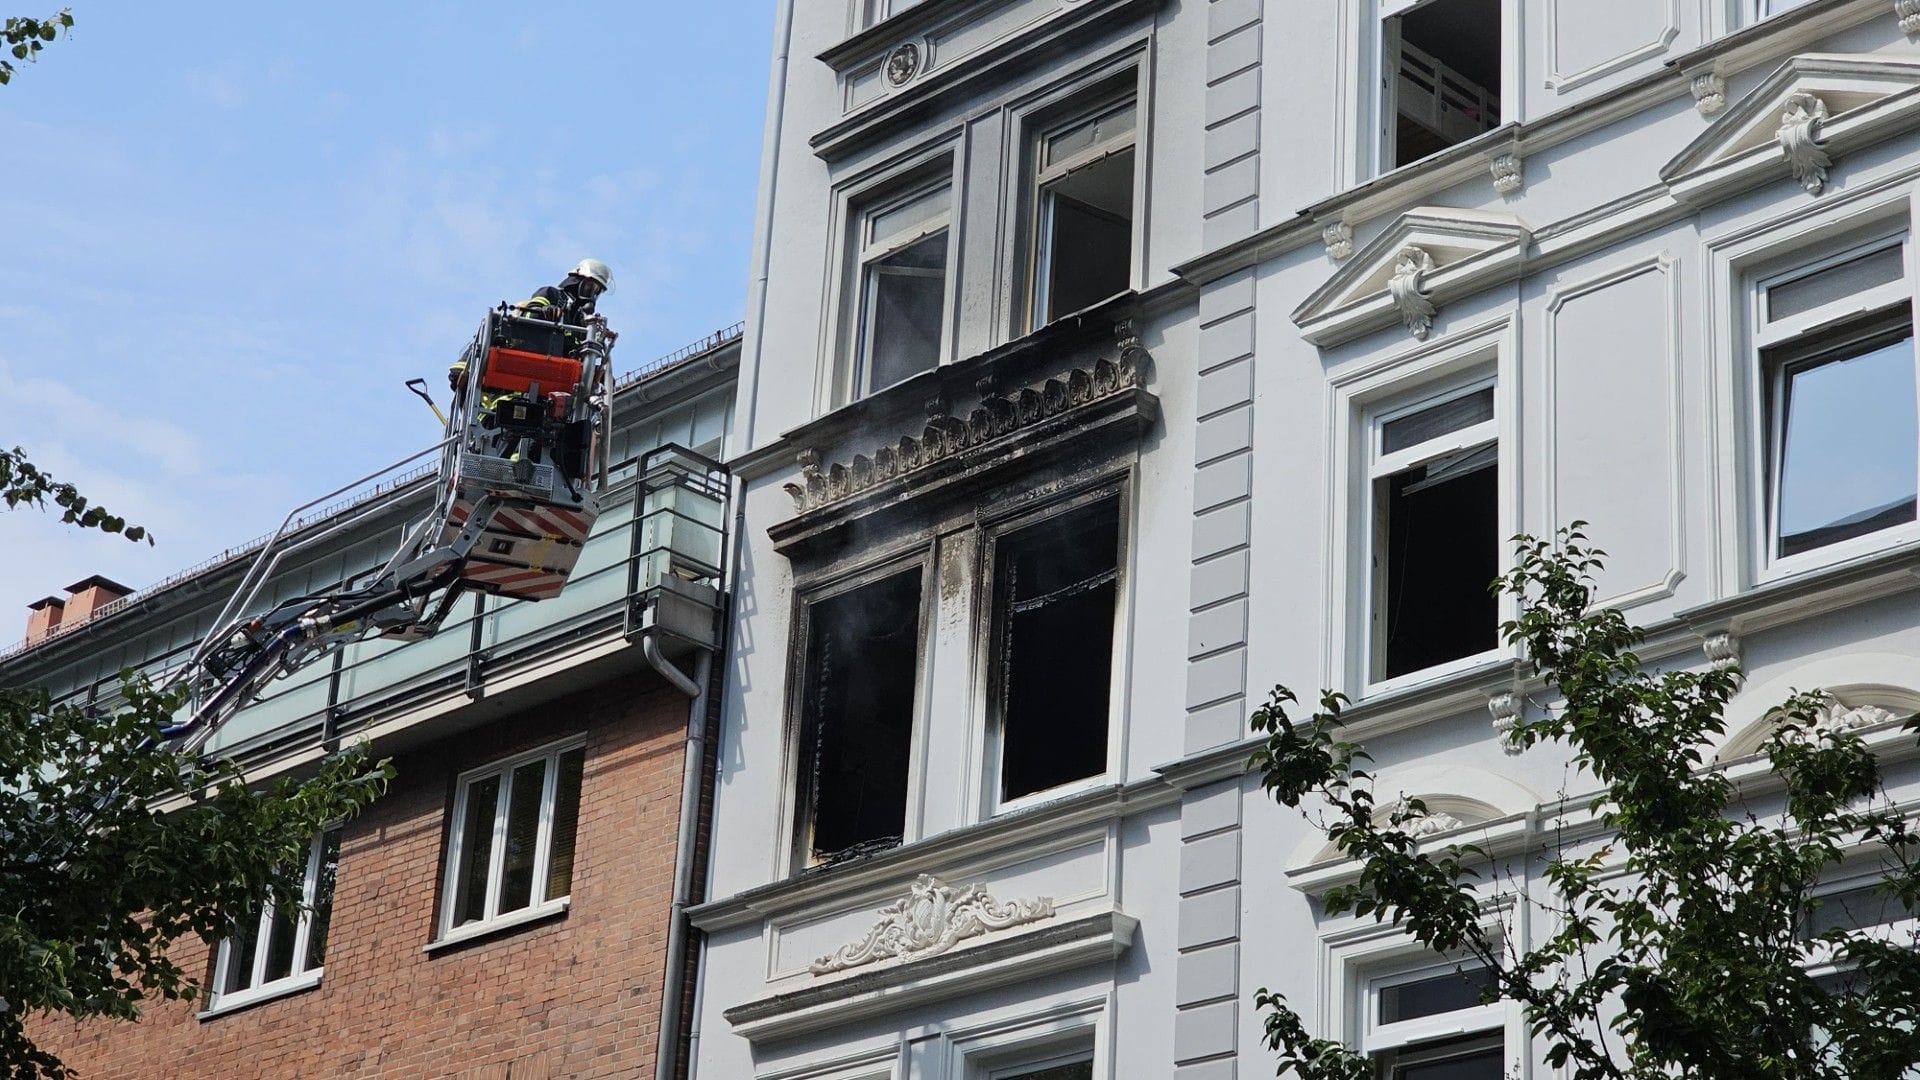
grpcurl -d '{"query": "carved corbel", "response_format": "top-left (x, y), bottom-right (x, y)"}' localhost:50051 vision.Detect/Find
top-left (1489, 152), bottom-right (1523, 195)
top-left (1702, 630), bottom-right (1743, 687)
top-left (1899, 0), bottom-right (1920, 36)
top-left (1322, 221), bottom-right (1355, 261)
top-left (1776, 91), bottom-right (1833, 195)
top-left (1387, 246), bottom-right (1439, 340)
top-left (1114, 318), bottom-right (1152, 384)
top-left (1488, 691), bottom-right (1522, 755)
top-left (1689, 71), bottom-right (1727, 117)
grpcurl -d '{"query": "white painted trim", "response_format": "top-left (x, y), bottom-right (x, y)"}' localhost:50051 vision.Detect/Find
top-left (1543, 0), bottom-right (1682, 94)
top-left (196, 966), bottom-right (324, 1020)
top-left (1539, 253), bottom-right (1689, 611)
top-left (424, 896), bottom-right (570, 953)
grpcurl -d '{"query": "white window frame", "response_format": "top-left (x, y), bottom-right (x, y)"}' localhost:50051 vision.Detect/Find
top-left (978, 483), bottom-right (1131, 820)
top-left (203, 829), bottom-right (337, 1017)
top-left (985, 1049), bottom-right (1095, 1080)
top-left (1359, 0), bottom-right (1515, 181)
top-left (1738, 0), bottom-right (1814, 27)
top-left (1362, 375), bottom-right (1504, 692)
top-left (1027, 91), bottom-right (1140, 333)
top-left (435, 736), bottom-right (586, 946)
top-left (1748, 231), bottom-right (1920, 582)
top-left (1360, 958), bottom-right (1507, 1068)
top-left (1800, 869), bottom-right (1920, 984)
top-left (851, 179), bottom-right (956, 399)
top-left (858, 0), bottom-right (924, 29)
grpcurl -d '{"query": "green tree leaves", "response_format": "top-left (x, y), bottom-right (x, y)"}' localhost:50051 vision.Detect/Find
top-left (1252, 526), bottom-right (1920, 1080)
top-left (1, 447), bottom-right (151, 545)
top-left (0, 9), bottom-right (71, 86)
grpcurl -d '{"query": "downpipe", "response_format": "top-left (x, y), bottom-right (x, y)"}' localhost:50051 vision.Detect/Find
top-left (649, 638), bottom-right (713, 1080)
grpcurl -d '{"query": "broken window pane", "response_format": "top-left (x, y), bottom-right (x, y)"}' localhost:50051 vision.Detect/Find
top-left (1039, 148), bottom-right (1134, 323)
top-left (802, 571), bottom-right (923, 863)
top-left (1387, 0), bottom-right (1501, 170)
top-left (996, 499), bottom-right (1121, 801)
top-left (1376, 443), bottom-right (1498, 681)
top-left (1772, 327), bottom-right (1918, 558)
top-left (863, 229), bottom-right (948, 393)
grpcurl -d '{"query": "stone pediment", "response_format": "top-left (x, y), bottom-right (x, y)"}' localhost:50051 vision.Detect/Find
top-left (1663, 54), bottom-right (1920, 205)
top-left (1292, 207), bottom-right (1531, 348)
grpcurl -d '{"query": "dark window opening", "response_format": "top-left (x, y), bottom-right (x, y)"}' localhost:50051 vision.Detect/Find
top-left (1379, 965), bottom-right (1498, 1024)
top-left (801, 571), bottom-right (923, 864)
top-left (995, 499), bottom-right (1121, 801)
top-left (1387, 0), bottom-right (1501, 170)
top-left (1040, 147), bottom-right (1135, 323)
top-left (1373, 1030), bottom-right (1503, 1080)
top-left (1377, 449), bottom-right (1497, 680)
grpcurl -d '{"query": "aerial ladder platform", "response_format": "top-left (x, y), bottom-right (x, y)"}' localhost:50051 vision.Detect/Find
top-left (158, 305), bottom-right (619, 750)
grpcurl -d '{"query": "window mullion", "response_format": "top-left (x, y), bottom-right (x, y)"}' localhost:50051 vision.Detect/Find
top-left (289, 835), bottom-right (320, 976)
top-left (531, 751), bottom-right (560, 905)
top-left (248, 906), bottom-right (272, 988)
top-left (484, 770), bottom-right (512, 921)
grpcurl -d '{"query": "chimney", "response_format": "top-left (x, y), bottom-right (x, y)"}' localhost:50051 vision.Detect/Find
top-left (25, 596), bottom-right (65, 645)
top-left (61, 574), bottom-right (134, 627)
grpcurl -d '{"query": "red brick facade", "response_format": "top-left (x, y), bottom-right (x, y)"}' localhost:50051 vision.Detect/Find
top-left (35, 672), bottom-right (692, 1080)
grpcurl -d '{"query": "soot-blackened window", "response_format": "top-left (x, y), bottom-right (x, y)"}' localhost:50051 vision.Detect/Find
top-left (993, 498), bottom-right (1121, 802)
top-left (800, 570), bottom-right (923, 865)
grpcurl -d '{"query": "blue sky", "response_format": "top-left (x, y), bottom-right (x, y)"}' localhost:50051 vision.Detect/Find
top-left (1, 2), bottom-right (771, 627)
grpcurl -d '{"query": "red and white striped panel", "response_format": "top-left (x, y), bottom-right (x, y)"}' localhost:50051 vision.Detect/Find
top-left (488, 504), bottom-right (594, 544)
top-left (460, 559), bottom-right (570, 601)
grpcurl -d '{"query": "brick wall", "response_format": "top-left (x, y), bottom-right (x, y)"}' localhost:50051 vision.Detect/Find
top-left (34, 671), bottom-right (692, 1080)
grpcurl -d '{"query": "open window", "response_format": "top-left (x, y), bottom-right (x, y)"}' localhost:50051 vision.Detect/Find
top-left (1379, 0), bottom-right (1502, 171)
top-left (1030, 95), bottom-right (1137, 329)
top-left (1740, 0), bottom-right (1814, 26)
top-left (1755, 238), bottom-right (1918, 572)
top-left (988, 1054), bottom-right (1094, 1080)
top-left (1363, 961), bottom-right (1506, 1080)
top-left (851, 180), bottom-right (953, 398)
top-left (989, 497), bottom-right (1122, 805)
top-left (798, 569), bottom-right (924, 866)
top-left (1367, 382), bottom-right (1499, 683)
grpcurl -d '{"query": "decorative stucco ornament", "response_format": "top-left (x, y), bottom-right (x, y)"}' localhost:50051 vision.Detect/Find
top-left (1702, 630), bottom-right (1743, 686)
top-left (1776, 91), bottom-right (1833, 195)
top-left (885, 42), bottom-right (921, 87)
top-left (1322, 221), bottom-right (1355, 261)
top-left (1899, 0), bottom-right (1920, 36)
top-left (1690, 72), bottom-right (1727, 117)
top-left (1799, 699), bottom-right (1900, 743)
top-left (1489, 152), bottom-right (1523, 194)
top-left (1387, 798), bottom-right (1465, 838)
top-left (809, 875), bottom-right (1054, 975)
top-left (1387, 246), bottom-right (1438, 340)
top-left (1488, 691), bottom-right (1522, 755)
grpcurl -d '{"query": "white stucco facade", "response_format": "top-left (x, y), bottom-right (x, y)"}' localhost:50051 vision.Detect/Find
top-left (693, 1), bottom-right (1920, 1076)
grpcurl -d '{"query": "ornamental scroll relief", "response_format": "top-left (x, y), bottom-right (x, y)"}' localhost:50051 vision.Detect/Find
top-left (808, 874), bottom-right (1055, 975)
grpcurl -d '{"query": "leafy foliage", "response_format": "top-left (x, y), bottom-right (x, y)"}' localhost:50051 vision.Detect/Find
top-left (1, 448), bottom-right (150, 545)
top-left (0, 9), bottom-right (70, 86)
top-left (0, 447), bottom-right (392, 1075)
top-left (1251, 526), bottom-right (1920, 1080)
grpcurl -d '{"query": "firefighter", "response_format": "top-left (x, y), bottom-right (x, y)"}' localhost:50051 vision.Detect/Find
top-left (518, 258), bottom-right (614, 324)
top-left (449, 259), bottom-right (615, 392)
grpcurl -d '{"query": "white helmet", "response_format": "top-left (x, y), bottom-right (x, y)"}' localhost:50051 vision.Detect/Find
top-left (569, 258), bottom-right (614, 293)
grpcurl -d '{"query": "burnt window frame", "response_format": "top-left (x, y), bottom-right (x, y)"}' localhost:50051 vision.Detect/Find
top-left (1361, 373), bottom-right (1504, 691)
top-left (785, 551), bottom-right (934, 873)
top-left (977, 479), bottom-right (1131, 816)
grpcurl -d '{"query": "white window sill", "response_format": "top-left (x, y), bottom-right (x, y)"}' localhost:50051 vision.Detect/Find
top-left (1757, 529), bottom-right (1920, 588)
top-left (991, 773), bottom-right (1115, 819)
top-left (424, 897), bottom-right (570, 953)
top-left (198, 967), bottom-right (324, 1020)
top-left (1360, 648), bottom-right (1507, 702)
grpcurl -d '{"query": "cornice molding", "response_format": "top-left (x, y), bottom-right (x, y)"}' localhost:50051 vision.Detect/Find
top-left (722, 909), bottom-right (1136, 1044)
top-left (1662, 53), bottom-right (1920, 206)
top-left (1291, 207), bottom-right (1532, 348)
